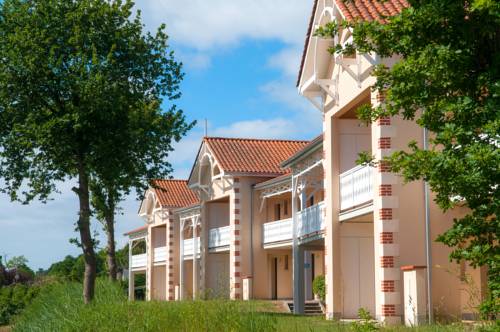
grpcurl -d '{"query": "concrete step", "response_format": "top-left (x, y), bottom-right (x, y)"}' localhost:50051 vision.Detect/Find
top-left (286, 301), bottom-right (323, 315)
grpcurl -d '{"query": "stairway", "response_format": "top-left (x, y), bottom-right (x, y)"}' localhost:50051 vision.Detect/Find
top-left (287, 301), bottom-right (323, 315)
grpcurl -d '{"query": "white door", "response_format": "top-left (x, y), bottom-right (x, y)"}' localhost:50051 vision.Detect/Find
top-left (341, 236), bottom-right (375, 318)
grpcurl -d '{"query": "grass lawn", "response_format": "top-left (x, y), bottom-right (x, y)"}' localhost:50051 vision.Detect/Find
top-left (9, 280), bottom-right (496, 332)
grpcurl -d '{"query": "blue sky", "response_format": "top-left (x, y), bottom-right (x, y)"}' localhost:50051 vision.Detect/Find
top-left (0, 0), bottom-right (321, 270)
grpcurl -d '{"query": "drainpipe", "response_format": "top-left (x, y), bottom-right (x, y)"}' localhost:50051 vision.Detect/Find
top-left (250, 185), bottom-right (254, 294)
top-left (423, 127), bottom-right (433, 324)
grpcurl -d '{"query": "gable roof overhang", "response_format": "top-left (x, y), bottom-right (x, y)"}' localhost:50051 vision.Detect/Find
top-left (297, 1), bottom-right (409, 110)
top-left (281, 134), bottom-right (323, 169)
top-left (188, 137), bottom-right (310, 190)
top-left (297, 0), bottom-right (347, 111)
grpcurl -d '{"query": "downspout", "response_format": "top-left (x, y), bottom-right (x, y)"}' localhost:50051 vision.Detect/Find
top-left (423, 127), bottom-right (433, 324)
top-left (250, 185), bottom-right (254, 295)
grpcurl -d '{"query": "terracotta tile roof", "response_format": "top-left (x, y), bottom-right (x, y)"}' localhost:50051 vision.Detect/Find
top-left (297, 0), bottom-right (409, 86)
top-left (150, 179), bottom-right (199, 208)
top-left (205, 137), bottom-right (309, 176)
top-left (124, 225), bottom-right (148, 236)
top-left (336, 0), bottom-right (409, 23)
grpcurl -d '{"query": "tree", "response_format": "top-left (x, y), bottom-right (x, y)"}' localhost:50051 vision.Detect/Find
top-left (0, 0), bottom-right (192, 303)
top-left (316, 0), bottom-right (499, 316)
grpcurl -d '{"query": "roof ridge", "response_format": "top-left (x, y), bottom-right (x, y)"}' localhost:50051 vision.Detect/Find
top-left (203, 136), bottom-right (310, 143)
top-left (151, 179), bottom-right (188, 182)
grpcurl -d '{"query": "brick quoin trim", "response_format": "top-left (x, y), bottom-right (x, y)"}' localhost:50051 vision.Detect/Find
top-left (379, 208), bottom-right (393, 220)
top-left (234, 188), bottom-right (240, 193)
top-left (379, 184), bottom-right (392, 196)
top-left (234, 209), bottom-right (240, 214)
top-left (381, 280), bottom-right (395, 292)
top-left (234, 262), bottom-right (240, 267)
top-left (377, 116), bottom-right (391, 126)
top-left (378, 137), bottom-right (391, 149)
top-left (378, 160), bottom-right (391, 173)
top-left (381, 304), bottom-right (396, 316)
top-left (380, 232), bottom-right (394, 244)
top-left (376, 90), bottom-right (386, 102)
top-left (234, 198), bottom-right (240, 204)
top-left (234, 283), bottom-right (241, 288)
top-left (234, 230), bottom-right (240, 236)
top-left (233, 178), bottom-right (240, 183)
top-left (380, 256), bottom-right (394, 268)
top-left (234, 219), bottom-right (240, 225)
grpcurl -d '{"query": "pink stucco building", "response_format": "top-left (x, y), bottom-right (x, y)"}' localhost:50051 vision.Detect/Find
top-left (125, 0), bottom-right (488, 325)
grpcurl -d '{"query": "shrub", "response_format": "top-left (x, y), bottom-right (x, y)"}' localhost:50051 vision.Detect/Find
top-left (312, 275), bottom-right (325, 301)
top-left (0, 283), bottom-right (40, 325)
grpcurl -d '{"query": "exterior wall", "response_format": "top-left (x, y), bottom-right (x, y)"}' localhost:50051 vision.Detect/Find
top-left (166, 211), bottom-right (178, 301)
top-left (152, 265), bottom-right (166, 301)
top-left (339, 119), bottom-right (371, 173)
top-left (206, 252), bottom-right (230, 298)
top-left (340, 222), bottom-right (375, 318)
top-left (232, 176), bottom-right (270, 299)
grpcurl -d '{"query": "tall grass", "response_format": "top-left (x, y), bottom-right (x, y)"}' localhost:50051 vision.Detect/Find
top-left (12, 279), bottom-right (493, 332)
top-left (13, 279), bottom-right (277, 332)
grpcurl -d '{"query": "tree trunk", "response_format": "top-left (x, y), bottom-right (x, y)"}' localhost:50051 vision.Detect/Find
top-left (76, 162), bottom-right (97, 304)
top-left (105, 205), bottom-right (118, 281)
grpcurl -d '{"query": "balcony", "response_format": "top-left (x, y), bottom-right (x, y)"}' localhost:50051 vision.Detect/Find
top-left (153, 246), bottom-right (167, 263)
top-left (263, 218), bottom-right (293, 247)
top-left (340, 165), bottom-right (373, 211)
top-left (183, 237), bottom-right (201, 260)
top-left (208, 225), bottom-right (230, 251)
top-left (298, 201), bottom-right (326, 239)
top-left (131, 253), bottom-right (147, 269)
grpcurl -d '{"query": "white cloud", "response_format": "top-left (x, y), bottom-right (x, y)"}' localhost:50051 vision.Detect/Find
top-left (135, 0), bottom-right (311, 50)
top-left (267, 46), bottom-right (303, 78)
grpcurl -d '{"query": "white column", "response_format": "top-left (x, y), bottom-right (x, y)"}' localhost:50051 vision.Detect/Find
top-left (304, 251), bottom-right (313, 300)
top-left (146, 229), bottom-right (152, 301)
top-left (128, 240), bottom-right (134, 300)
top-left (192, 218), bottom-right (199, 299)
top-left (179, 220), bottom-right (185, 300)
top-left (292, 176), bottom-right (305, 314)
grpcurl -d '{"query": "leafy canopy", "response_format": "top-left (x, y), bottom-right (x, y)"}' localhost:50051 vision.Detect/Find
top-left (0, 0), bottom-right (193, 203)
top-left (316, 0), bottom-right (499, 316)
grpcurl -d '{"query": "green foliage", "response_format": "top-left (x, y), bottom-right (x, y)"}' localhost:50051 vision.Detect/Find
top-left (0, 0), bottom-right (193, 300)
top-left (351, 308), bottom-right (378, 332)
top-left (47, 251), bottom-right (110, 282)
top-left (13, 279), bottom-right (278, 332)
top-left (11, 279), bottom-right (483, 331)
top-left (317, 0), bottom-right (500, 317)
top-left (312, 275), bottom-right (325, 301)
top-left (5, 256), bottom-right (34, 279)
top-left (0, 283), bottom-right (40, 325)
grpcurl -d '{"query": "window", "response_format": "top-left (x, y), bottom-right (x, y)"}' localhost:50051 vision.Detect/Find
top-left (283, 200), bottom-right (288, 216)
top-left (284, 255), bottom-right (289, 270)
top-left (309, 196), bottom-right (314, 207)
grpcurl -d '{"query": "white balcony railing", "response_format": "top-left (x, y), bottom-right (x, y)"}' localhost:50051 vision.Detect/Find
top-left (263, 218), bottom-right (293, 244)
top-left (153, 246), bottom-right (167, 263)
top-left (183, 237), bottom-right (201, 259)
top-left (298, 201), bottom-right (326, 238)
top-left (340, 165), bottom-right (373, 211)
top-left (131, 253), bottom-right (147, 269)
top-left (208, 226), bottom-right (230, 249)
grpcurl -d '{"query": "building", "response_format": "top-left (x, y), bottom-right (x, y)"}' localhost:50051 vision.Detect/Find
top-left (125, 0), bottom-right (488, 325)
top-left (296, 0), bottom-right (487, 324)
